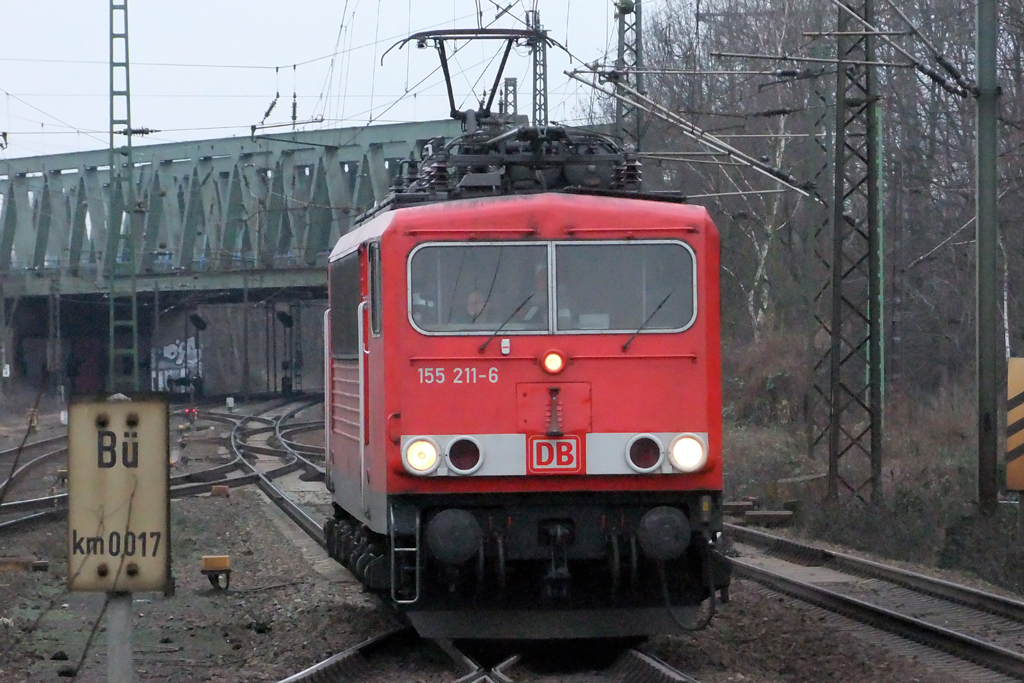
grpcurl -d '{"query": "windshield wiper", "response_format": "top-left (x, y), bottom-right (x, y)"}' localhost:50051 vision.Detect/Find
top-left (622, 289), bottom-right (675, 351)
top-left (479, 293), bottom-right (535, 352)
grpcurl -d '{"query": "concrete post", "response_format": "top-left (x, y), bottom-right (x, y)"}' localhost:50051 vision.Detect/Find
top-left (107, 591), bottom-right (134, 682)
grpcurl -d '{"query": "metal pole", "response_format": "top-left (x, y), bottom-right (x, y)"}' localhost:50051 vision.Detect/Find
top-left (0, 283), bottom-right (4, 398)
top-left (108, 0), bottom-right (140, 393)
top-left (265, 304), bottom-right (271, 394)
top-left (977, 0), bottom-right (1000, 516)
top-left (634, 0), bottom-right (644, 152)
top-left (242, 273), bottom-right (249, 403)
top-left (153, 284), bottom-right (159, 391)
top-left (866, 5), bottom-right (883, 503)
top-left (828, 31), bottom-right (848, 501)
top-left (183, 313), bottom-right (189, 392)
top-left (823, 18), bottom-right (847, 499)
top-left (272, 305), bottom-right (278, 394)
top-left (527, 10), bottom-right (548, 127)
top-left (614, 2), bottom-right (626, 144)
top-left (107, 591), bottom-right (134, 683)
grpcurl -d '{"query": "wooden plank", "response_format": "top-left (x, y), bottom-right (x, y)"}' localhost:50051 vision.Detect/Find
top-left (0, 556), bottom-right (49, 572)
top-left (743, 510), bottom-right (793, 528)
top-left (722, 500), bottom-right (755, 515)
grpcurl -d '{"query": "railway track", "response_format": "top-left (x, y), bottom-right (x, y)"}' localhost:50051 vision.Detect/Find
top-left (0, 433), bottom-right (67, 464)
top-left (207, 402), bottom-right (705, 683)
top-left (229, 397), bottom-right (327, 544)
top-left (274, 628), bottom-right (702, 683)
top-left (0, 441), bottom-right (67, 498)
top-left (0, 396), bottom-right (704, 683)
top-left (727, 522), bottom-right (1024, 682)
top-left (0, 397), bottom-right (323, 531)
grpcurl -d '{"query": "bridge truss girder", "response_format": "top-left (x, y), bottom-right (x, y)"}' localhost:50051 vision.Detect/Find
top-left (0, 119), bottom-right (462, 299)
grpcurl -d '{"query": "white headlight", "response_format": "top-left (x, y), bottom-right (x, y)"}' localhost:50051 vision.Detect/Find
top-left (669, 434), bottom-right (707, 472)
top-left (405, 439), bottom-right (439, 474)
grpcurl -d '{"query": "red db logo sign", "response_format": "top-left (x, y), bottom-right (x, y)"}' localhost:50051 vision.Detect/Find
top-left (527, 435), bottom-right (584, 474)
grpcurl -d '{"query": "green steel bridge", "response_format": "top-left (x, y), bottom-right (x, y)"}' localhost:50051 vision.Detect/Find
top-left (0, 119), bottom-right (461, 297)
top-left (0, 119), bottom-right (460, 394)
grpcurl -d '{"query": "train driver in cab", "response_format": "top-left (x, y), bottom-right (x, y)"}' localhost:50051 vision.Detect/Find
top-left (517, 263), bottom-right (548, 324)
top-left (464, 290), bottom-right (492, 324)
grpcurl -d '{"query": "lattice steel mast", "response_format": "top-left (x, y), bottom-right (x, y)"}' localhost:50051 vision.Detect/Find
top-left (614, 0), bottom-right (644, 150)
top-left (811, 0), bottom-right (883, 502)
top-left (108, 0), bottom-right (140, 391)
top-left (526, 10), bottom-right (548, 126)
top-left (502, 77), bottom-right (518, 118)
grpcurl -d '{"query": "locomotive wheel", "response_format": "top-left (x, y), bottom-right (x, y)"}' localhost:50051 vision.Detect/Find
top-left (475, 543), bottom-right (486, 591)
top-left (608, 535), bottom-right (622, 597)
top-left (348, 531), bottom-right (368, 570)
top-left (324, 519), bottom-right (337, 558)
top-left (356, 543), bottom-right (383, 580)
top-left (337, 522), bottom-right (354, 563)
top-left (629, 535), bottom-right (639, 590)
top-left (495, 536), bottom-right (506, 592)
top-left (355, 551), bottom-right (374, 579)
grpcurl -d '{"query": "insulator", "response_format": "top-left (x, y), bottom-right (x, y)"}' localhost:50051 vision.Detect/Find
top-left (754, 108), bottom-right (793, 118)
top-left (404, 156), bottom-right (420, 186)
top-left (428, 153), bottom-right (450, 194)
top-left (262, 94), bottom-right (278, 123)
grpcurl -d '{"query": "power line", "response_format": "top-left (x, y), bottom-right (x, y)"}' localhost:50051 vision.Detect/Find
top-left (0, 86), bottom-right (107, 146)
top-left (312, 0), bottom-right (353, 122)
top-left (0, 10), bottom-right (486, 73)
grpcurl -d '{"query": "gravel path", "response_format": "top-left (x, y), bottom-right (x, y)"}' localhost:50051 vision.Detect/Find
top-left (0, 485), bottom-right (403, 683)
top-left (647, 579), bottom-right (965, 683)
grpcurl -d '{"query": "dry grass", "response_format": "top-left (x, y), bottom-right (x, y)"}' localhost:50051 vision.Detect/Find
top-left (722, 423), bottom-right (808, 500)
top-left (722, 331), bottom-right (810, 426)
top-left (723, 332), bottom-right (1024, 593)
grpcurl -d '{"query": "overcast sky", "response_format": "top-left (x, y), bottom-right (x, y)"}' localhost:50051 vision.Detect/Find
top-left (1, 1), bottom-right (637, 160)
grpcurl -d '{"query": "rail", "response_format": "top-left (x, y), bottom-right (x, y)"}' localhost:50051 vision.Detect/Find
top-left (0, 397), bottom-right (319, 533)
top-left (727, 523), bottom-right (1024, 680)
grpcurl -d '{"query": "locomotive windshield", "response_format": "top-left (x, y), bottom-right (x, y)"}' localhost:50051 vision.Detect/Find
top-left (408, 241), bottom-right (695, 335)
top-left (409, 244), bottom-right (550, 333)
top-left (555, 242), bottom-right (695, 332)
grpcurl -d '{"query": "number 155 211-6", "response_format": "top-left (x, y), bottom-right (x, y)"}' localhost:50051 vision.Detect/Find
top-left (418, 367), bottom-right (498, 384)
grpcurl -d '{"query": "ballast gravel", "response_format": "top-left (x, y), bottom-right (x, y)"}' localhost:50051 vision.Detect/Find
top-left (0, 409), bottom-right (994, 682)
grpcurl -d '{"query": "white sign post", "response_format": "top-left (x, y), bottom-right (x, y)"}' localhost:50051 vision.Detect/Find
top-left (67, 394), bottom-right (171, 683)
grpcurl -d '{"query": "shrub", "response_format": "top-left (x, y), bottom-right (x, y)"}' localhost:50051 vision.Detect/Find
top-left (723, 335), bottom-right (1024, 593)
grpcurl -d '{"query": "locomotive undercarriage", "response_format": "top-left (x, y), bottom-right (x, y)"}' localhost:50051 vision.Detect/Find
top-left (323, 491), bottom-right (731, 638)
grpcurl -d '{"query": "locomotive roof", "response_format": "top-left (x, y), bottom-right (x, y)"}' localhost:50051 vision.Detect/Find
top-left (328, 211), bottom-right (396, 263)
top-left (327, 192), bottom-right (712, 264)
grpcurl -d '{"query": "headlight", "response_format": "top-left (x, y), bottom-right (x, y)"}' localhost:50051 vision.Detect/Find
top-left (404, 438), bottom-right (440, 475)
top-left (625, 434), bottom-right (663, 473)
top-left (669, 434), bottom-right (707, 472)
top-left (541, 351), bottom-right (566, 374)
top-left (446, 437), bottom-right (483, 474)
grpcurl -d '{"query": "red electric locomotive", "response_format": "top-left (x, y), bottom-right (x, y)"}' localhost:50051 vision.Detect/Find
top-left (323, 30), bottom-right (730, 639)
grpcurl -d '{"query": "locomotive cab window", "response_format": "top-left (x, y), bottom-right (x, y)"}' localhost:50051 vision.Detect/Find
top-left (554, 241), bottom-right (696, 333)
top-left (329, 251), bottom-right (362, 357)
top-left (409, 243), bottom-right (549, 334)
top-left (369, 242), bottom-right (382, 336)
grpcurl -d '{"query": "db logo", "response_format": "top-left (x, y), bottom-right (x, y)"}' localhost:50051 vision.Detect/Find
top-left (527, 435), bottom-right (585, 474)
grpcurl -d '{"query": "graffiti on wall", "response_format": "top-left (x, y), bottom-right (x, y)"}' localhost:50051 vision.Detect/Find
top-left (151, 336), bottom-right (203, 392)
